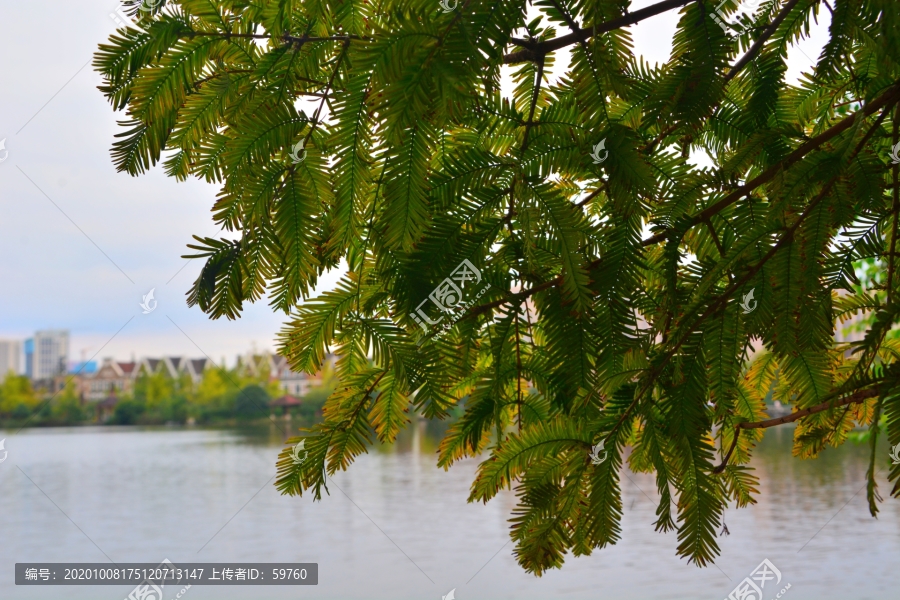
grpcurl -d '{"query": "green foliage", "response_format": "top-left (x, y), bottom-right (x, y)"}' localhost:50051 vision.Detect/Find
top-left (234, 384), bottom-right (271, 418)
top-left (112, 400), bottom-right (145, 425)
top-left (97, 0), bottom-right (900, 574)
top-left (0, 374), bottom-right (39, 415)
top-left (10, 404), bottom-right (31, 420)
top-left (50, 383), bottom-right (87, 424)
top-left (133, 370), bottom-right (177, 410)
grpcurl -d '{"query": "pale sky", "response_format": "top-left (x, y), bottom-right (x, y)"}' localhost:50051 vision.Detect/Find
top-left (0, 0), bottom-right (830, 368)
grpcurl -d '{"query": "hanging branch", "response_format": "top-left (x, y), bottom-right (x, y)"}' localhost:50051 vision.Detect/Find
top-left (713, 387), bottom-right (881, 472)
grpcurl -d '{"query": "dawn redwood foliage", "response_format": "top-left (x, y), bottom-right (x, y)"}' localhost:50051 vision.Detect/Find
top-left (95, 0), bottom-right (900, 573)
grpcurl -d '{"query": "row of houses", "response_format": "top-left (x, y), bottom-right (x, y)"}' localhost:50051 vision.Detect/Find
top-left (75, 352), bottom-right (330, 401)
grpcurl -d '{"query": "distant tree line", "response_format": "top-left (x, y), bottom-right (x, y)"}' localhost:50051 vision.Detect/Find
top-left (0, 363), bottom-right (335, 427)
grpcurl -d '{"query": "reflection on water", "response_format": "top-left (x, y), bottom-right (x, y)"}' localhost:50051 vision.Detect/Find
top-left (0, 423), bottom-right (898, 600)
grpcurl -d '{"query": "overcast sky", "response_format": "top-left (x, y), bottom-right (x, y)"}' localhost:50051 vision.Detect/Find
top-left (0, 0), bottom-right (830, 368)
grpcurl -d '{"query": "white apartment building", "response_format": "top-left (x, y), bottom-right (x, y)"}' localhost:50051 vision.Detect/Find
top-left (31, 329), bottom-right (69, 381)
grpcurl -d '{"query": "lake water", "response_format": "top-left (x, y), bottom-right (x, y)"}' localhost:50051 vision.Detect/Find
top-left (0, 422), bottom-right (898, 600)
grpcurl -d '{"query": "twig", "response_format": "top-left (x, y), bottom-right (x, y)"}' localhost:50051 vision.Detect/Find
top-left (712, 387), bottom-right (881, 472)
top-left (503, 0), bottom-right (695, 64)
top-left (724, 0), bottom-right (805, 84)
top-left (738, 388), bottom-right (880, 430)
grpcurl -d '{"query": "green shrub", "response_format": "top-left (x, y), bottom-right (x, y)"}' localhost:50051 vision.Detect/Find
top-left (112, 400), bottom-right (144, 425)
top-left (234, 385), bottom-right (270, 420)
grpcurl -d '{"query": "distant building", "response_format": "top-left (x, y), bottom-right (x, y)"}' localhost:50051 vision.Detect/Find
top-left (234, 351), bottom-right (324, 396)
top-left (270, 353), bottom-right (335, 397)
top-left (134, 356), bottom-right (210, 386)
top-left (83, 358), bottom-right (137, 401)
top-left (235, 352), bottom-right (276, 379)
top-left (69, 361), bottom-right (97, 375)
top-left (183, 358), bottom-right (211, 384)
top-left (50, 373), bottom-right (79, 396)
top-left (96, 393), bottom-right (120, 421)
top-left (30, 330), bottom-right (69, 381)
top-left (271, 354), bottom-right (317, 397)
top-left (137, 357), bottom-right (164, 377)
top-left (24, 338), bottom-right (33, 378)
top-left (162, 356), bottom-right (187, 379)
top-left (0, 339), bottom-right (22, 380)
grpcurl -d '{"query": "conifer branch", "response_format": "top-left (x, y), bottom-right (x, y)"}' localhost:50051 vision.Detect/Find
top-left (889, 104), bottom-right (900, 305)
top-left (460, 90), bottom-right (896, 346)
top-left (600, 99), bottom-right (899, 456)
top-left (641, 81), bottom-right (900, 247)
top-left (723, 0), bottom-right (806, 84)
top-left (300, 38), bottom-right (351, 147)
top-left (713, 387), bottom-right (881, 473)
top-left (667, 99), bottom-right (897, 355)
top-left (739, 387), bottom-right (879, 430)
top-left (185, 31), bottom-right (364, 45)
top-left (466, 277), bottom-right (561, 319)
top-left (503, 0), bottom-right (696, 64)
top-left (641, 0), bottom-right (798, 158)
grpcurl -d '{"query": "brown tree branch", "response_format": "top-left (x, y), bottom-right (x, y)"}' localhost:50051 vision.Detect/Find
top-left (661, 98), bottom-right (896, 361)
top-left (466, 276), bottom-right (561, 320)
top-left (503, 0), bottom-right (696, 64)
top-left (888, 104), bottom-right (899, 305)
top-left (575, 182), bottom-right (607, 207)
top-left (522, 55), bottom-right (546, 151)
top-left (724, 0), bottom-right (806, 84)
top-left (639, 0), bottom-right (810, 155)
top-left (301, 38), bottom-right (351, 146)
top-left (712, 387), bottom-right (880, 473)
top-left (713, 428), bottom-right (741, 474)
top-left (588, 100), bottom-right (898, 452)
top-left (739, 387), bottom-right (880, 430)
top-left (461, 88), bottom-right (899, 325)
top-left (185, 31), bottom-right (362, 44)
top-left (641, 82), bottom-right (900, 247)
